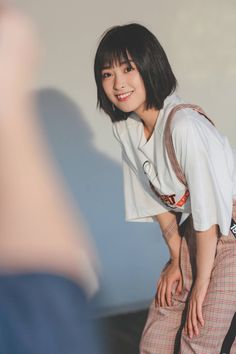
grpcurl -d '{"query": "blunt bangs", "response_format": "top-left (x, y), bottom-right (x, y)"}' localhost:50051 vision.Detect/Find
top-left (94, 23), bottom-right (177, 122)
top-left (98, 47), bottom-right (130, 72)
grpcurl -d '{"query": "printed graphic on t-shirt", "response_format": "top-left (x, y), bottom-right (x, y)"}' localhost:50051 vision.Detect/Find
top-left (143, 160), bottom-right (190, 209)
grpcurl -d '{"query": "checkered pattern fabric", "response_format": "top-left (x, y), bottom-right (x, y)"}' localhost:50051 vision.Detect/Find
top-left (140, 216), bottom-right (236, 354)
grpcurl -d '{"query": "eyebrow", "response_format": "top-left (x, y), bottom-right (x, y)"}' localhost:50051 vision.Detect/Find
top-left (102, 60), bottom-right (134, 70)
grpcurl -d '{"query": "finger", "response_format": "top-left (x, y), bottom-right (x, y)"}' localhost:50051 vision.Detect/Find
top-left (197, 301), bottom-right (205, 327)
top-left (166, 283), bottom-right (172, 306)
top-left (155, 286), bottom-right (160, 308)
top-left (155, 280), bottom-right (161, 307)
top-left (157, 281), bottom-right (162, 307)
top-left (176, 277), bottom-right (183, 294)
top-left (159, 282), bottom-right (164, 307)
top-left (191, 302), bottom-right (199, 336)
top-left (160, 282), bottom-right (167, 307)
top-left (154, 292), bottom-right (158, 307)
top-left (187, 304), bottom-right (193, 339)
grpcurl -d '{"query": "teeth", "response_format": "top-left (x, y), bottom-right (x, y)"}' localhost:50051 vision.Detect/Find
top-left (117, 92), bottom-right (132, 99)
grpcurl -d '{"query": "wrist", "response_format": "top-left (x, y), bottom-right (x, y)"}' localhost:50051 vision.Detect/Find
top-left (170, 256), bottom-right (180, 265)
top-left (195, 275), bottom-right (211, 286)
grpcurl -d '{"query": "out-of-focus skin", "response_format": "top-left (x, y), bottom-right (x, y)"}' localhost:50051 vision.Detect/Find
top-left (0, 4), bottom-right (99, 297)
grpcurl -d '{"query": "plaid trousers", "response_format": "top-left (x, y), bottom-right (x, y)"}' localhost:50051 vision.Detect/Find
top-left (140, 216), bottom-right (236, 354)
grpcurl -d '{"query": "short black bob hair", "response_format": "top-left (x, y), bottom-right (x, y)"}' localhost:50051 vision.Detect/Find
top-left (94, 23), bottom-right (177, 122)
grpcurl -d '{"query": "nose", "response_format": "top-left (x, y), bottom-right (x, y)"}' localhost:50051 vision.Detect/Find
top-left (113, 73), bottom-right (125, 91)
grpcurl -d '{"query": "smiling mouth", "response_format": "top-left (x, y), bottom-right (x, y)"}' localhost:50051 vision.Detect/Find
top-left (116, 91), bottom-right (133, 101)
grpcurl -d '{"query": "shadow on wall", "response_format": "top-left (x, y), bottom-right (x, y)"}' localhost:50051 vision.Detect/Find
top-left (36, 88), bottom-right (168, 315)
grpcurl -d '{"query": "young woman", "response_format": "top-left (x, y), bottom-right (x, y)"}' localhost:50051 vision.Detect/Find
top-left (94, 23), bottom-right (236, 353)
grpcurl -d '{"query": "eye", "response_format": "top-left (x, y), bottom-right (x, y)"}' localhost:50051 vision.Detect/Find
top-left (124, 65), bottom-right (134, 73)
top-left (102, 72), bottom-right (112, 79)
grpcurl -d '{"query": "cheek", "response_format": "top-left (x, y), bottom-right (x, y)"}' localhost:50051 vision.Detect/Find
top-left (137, 80), bottom-right (146, 99)
top-left (133, 74), bottom-right (146, 97)
top-left (102, 81), bottom-right (112, 99)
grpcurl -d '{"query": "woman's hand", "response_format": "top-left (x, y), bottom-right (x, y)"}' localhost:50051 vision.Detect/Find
top-left (184, 277), bottom-right (210, 339)
top-left (155, 259), bottom-right (183, 307)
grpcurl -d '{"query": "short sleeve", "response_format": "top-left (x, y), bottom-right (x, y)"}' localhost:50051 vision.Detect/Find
top-left (172, 109), bottom-right (234, 235)
top-left (122, 150), bottom-right (171, 222)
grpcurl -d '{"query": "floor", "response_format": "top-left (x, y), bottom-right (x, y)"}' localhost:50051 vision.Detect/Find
top-left (98, 309), bottom-right (236, 354)
top-left (98, 309), bottom-right (148, 354)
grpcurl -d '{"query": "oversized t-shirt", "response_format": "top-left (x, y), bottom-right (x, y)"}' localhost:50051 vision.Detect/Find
top-left (112, 92), bottom-right (236, 236)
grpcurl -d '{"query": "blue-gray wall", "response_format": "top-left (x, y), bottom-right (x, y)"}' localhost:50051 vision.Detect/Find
top-left (37, 89), bottom-right (169, 315)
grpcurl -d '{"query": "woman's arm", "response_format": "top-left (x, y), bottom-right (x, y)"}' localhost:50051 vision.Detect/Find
top-left (195, 225), bottom-right (218, 283)
top-left (170, 111), bottom-right (232, 336)
top-left (156, 212), bottom-right (181, 263)
top-left (184, 225), bottom-right (218, 338)
top-left (155, 212), bottom-right (183, 306)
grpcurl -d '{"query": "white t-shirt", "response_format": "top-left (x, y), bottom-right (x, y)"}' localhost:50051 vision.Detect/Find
top-left (113, 92), bottom-right (236, 236)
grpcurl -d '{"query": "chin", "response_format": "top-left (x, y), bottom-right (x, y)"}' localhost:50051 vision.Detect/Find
top-left (117, 104), bottom-right (136, 113)
top-left (120, 108), bottom-right (133, 113)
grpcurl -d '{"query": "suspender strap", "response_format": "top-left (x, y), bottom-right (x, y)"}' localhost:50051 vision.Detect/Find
top-left (163, 103), bottom-right (236, 236)
top-left (163, 103), bottom-right (215, 187)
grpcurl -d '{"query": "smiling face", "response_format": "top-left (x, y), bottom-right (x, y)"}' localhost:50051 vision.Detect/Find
top-left (101, 57), bottom-right (147, 115)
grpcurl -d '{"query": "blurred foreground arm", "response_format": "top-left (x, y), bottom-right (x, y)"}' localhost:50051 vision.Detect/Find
top-left (0, 6), bottom-right (99, 297)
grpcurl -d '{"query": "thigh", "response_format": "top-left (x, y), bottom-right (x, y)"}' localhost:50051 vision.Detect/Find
top-left (222, 313), bottom-right (236, 354)
top-left (140, 296), bottom-right (186, 354)
top-left (140, 227), bottom-right (192, 354)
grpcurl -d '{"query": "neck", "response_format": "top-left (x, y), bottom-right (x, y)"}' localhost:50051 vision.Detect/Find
top-left (135, 106), bottom-right (160, 137)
